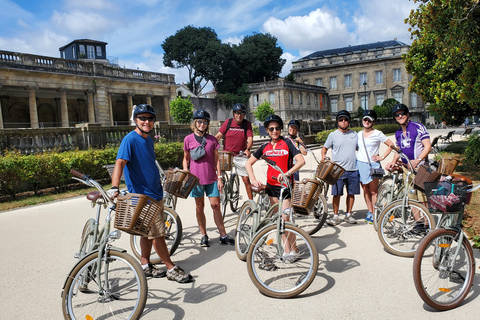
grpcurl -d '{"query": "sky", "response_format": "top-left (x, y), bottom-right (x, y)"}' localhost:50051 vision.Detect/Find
top-left (0, 0), bottom-right (418, 92)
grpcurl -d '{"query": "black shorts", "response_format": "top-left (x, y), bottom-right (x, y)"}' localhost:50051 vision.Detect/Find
top-left (266, 183), bottom-right (291, 199)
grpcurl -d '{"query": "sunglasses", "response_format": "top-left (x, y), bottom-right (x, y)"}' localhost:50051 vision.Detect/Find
top-left (234, 111), bottom-right (245, 115)
top-left (137, 116), bottom-right (155, 122)
top-left (196, 120), bottom-right (209, 125)
top-left (268, 126), bottom-right (281, 132)
top-left (394, 112), bottom-right (407, 118)
top-left (338, 118), bottom-right (349, 122)
top-left (363, 118), bottom-right (373, 123)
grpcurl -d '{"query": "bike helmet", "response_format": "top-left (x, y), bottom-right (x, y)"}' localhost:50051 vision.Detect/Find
top-left (193, 109), bottom-right (210, 121)
top-left (392, 103), bottom-right (409, 117)
top-left (232, 103), bottom-right (246, 113)
top-left (288, 119), bottom-right (301, 130)
top-left (363, 109), bottom-right (377, 122)
top-left (264, 114), bottom-right (283, 128)
top-left (336, 110), bottom-right (351, 122)
top-left (133, 104), bottom-right (156, 117)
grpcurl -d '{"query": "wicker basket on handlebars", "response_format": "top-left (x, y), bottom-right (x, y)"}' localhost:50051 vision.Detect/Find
top-left (164, 169), bottom-right (199, 199)
top-left (437, 157), bottom-right (460, 175)
top-left (315, 160), bottom-right (345, 185)
top-left (219, 151), bottom-right (233, 171)
top-left (115, 193), bottom-right (161, 237)
top-left (292, 178), bottom-right (322, 215)
top-left (413, 165), bottom-right (441, 192)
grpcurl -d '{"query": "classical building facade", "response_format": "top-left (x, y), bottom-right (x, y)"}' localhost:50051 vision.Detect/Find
top-left (291, 40), bottom-right (427, 123)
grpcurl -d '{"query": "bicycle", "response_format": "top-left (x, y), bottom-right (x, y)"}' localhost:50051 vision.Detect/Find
top-left (413, 175), bottom-right (479, 310)
top-left (237, 156), bottom-right (319, 298)
top-left (61, 169), bottom-right (147, 320)
top-left (219, 151), bottom-right (243, 220)
top-left (376, 147), bottom-right (437, 257)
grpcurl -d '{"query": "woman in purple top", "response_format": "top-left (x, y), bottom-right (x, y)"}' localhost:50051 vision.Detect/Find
top-left (183, 109), bottom-right (234, 248)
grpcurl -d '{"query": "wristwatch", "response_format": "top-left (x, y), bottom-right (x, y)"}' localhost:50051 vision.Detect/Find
top-left (246, 148), bottom-right (250, 151)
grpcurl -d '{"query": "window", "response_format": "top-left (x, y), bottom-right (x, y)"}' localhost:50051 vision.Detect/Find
top-left (411, 92), bottom-right (418, 108)
top-left (299, 93), bottom-right (303, 104)
top-left (289, 92), bottom-right (293, 104)
top-left (361, 94), bottom-right (368, 110)
top-left (393, 68), bottom-right (401, 82)
top-left (331, 98), bottom-right (338, 112)
top-left (345, 97), bottom-right (353, 111)
top-left (330, 76), bottom-right (337, 89)
top-left (360, 73), bottom-right (367, 86)
top-left (315, 78), bottom-right (323, 86)
top-left (269, 92), bottom-right (275, 104)
top-left (314, 94), bottom-right (319, 106)
top-left (87, 45), bottom-right (95, 59)
top-left (79, 45), bottom-right (86, 58)
top-left (253, 94), bottom-right (259, 107)
top-left (376, 94), bottom-right (384, 106)
top-left (375, 71), bottom-right (383, 84)
top-left (394, 91), bottom-right (402, 103)
top-left (344, 74), bottom-right (352, 88)
top-left (72, 46), bottom-right (75, 59)
top-left (307, 93), bottom-right (311, 105)
top-left (96, 46), bottom-right (102, 57)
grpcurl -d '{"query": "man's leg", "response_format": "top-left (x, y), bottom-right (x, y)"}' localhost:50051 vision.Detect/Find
top-left (152, 236), bottom-right (175, 270)
top-left (140, 236), bottom-right (153, 266)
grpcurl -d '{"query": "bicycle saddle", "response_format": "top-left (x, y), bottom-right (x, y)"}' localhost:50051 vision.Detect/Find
top-left (87, 191), bottom-right (103, 202)
top-left (251, 184), bottom-right (269, 194)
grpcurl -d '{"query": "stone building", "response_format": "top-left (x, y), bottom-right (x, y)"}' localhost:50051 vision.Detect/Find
top-left (291, 40), bottom-right (427, 123)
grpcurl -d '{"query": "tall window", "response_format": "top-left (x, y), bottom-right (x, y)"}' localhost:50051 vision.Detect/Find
top-left (96, 46), bottom-right (102, 57)
top-left (394, 91), bottom-right (402, 103)
top-left (411, 92), bottom-right (418, 108)
top-left (361, 95), bottom-right (368, 110)
top-left (393, 68), bottom-right (401, 82)
top-left (289, 92), bottom-right (293, 104)
top-left (330, 76), bottom-right (337, 89)
top-left (72, 46), bottom-right (75, 59)
top-left (360, 73), bottom-right (367, 86)
top-left (345, 97), bottom-right (353, 111)
top-left (253, 94), bottom-right (259, 107)
top-left (79, 45), bottom-right (86, 58)
top-left (269, 92), bottom-right (275, 104)
top-left (315, 78), bottom-right (323, 86)
top-left (299, 93), bottom-right (303, 104)
top-left (344, 74), bottom-right (352, 87)
top-left (87, 45), bottom-right (95, 59)
top-left (331, 98), bottom-right (338, 112)
top-left (375, 71), bottom-right (383, 84)
top-left (376, 94), bottom-right (384, 106)
top-left (307, 93), bottom-right (311, 105)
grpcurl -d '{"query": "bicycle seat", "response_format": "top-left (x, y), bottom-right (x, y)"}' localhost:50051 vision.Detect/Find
top-left (387, 165), bottom-right (403, 173)
top-left (251, 185), bottom-right (269, 194)
top-left (87, 191), bottom-right (103, 202)
top-left (450, 174), bottom-right (472, 185)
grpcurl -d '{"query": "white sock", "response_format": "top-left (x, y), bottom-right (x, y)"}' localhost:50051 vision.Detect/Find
top-left (168, 265), bottom-right (177, 272)
top-left (141, 264), bottom-right (148, 270)
top-left (346, 213), bottom-right (352, 217)
top-left (333, 214), bottom-right (339, 218)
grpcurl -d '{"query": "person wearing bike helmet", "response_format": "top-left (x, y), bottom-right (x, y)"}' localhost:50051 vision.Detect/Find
top-left (111, 104), bottom-right (193, 283)
top-left (322, 110), bottom-right (360, 225)
top-left (287, 119), bottom-right (307, 181)
top-left (357, 109), bottom-right (394, 224)
top-left (215, 103), bottom-right (254, 200)
top-left (184, 109), bottom-right (234, 248)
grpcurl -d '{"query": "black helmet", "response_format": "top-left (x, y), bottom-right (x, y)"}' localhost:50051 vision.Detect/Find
top-left (193, 109), bottom-right (210, 121)
top-left (336, 110), bottom-right (351, 122)
top-left (264, 114), bottom-right (283, 128)
top-left (392, 103), bottom-right (409, 117)
top-left (232, 103), bottom-right (246, 113)
top-left (134, 104), bottom-right (156, 117)
top-left (288, 119), bottom-right (301, 130)
top-left (363, 109), bottom-right (377, 122)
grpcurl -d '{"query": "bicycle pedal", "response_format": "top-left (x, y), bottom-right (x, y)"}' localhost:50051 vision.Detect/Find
top-left (74, 252), bottom-right (80, 259)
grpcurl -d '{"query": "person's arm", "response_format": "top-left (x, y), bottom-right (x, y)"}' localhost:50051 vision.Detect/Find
top-left (215, 131), bottom-right (223, 141)
top-left (245, 156), bottom-right (261, 187)
top-left (214, 149), bottom-right (223, 190)
top-left (182, 150), bottom-right (190, 171)
top-left (373, 138), bottom-right (394, 162)
top-left (321, 146), bottom-right (328, 161)
top-left (410, 138), bottom-right (432, 169)
top-left (110, 158), bottom-right (127, 198)
top-left (286, 154), bottom-right (305, 177)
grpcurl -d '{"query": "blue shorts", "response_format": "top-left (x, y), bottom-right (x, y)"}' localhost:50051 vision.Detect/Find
top-left (332, 170), bottom-right (361, 196)
top-left (357, 160), bottom-right (382, 185)
top-left (190, 181), bottom-right (220, 198)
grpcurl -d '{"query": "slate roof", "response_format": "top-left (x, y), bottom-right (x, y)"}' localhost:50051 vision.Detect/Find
top-left (59, 39), bottom-right (108, 51)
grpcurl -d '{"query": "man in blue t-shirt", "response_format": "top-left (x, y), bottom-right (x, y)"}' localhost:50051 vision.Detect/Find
top-left (110, 104), bottom-right (192, 283)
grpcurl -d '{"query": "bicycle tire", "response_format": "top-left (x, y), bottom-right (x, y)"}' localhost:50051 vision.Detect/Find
top-left (229, 173), bottom-right (241, 212)
top-left (246, 224), bottom-right (318, 298)
top-left (413, 228), bottom-right (475, 310)
top-left (130, 207), bottom-right (182, 264)
top-left (164, 192), bottom-right (177, 211)
top-left (78, 219), bottom-right (95, 260)
top-left (235, 200), bottom-right (257, 261)
top-left (62, 250), bottom-right (147, 320)
top-left (293, 194), bottom-right (327, 235)
top-left (220, 171), bottom-right (229, 220)
top-left (374, 178), bottom-right (393, 231)
top-left (377, 200), bottom-right (435, 257)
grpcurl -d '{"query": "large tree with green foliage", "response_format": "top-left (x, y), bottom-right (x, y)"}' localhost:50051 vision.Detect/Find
top-left (405, 0), bottom-right (480, 126)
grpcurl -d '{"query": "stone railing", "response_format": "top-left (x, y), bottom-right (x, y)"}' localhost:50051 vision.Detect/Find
top-left (0, 50), bottom-right (175, 84)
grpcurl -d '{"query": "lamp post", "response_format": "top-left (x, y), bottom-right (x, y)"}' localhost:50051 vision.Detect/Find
top-left (363, 81), bottom-right (367, 110)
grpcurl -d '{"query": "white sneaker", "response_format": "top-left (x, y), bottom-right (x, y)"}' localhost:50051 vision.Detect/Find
top-left (345, 215), bottom-right (357, 224)
top-left (327, 216), bottom-right (340, 226)
top-left (283, 252), bottom-right (299, 264)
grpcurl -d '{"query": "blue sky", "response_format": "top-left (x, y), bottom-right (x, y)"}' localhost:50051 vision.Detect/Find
top-left (0, 0), bottom-right (418, 91)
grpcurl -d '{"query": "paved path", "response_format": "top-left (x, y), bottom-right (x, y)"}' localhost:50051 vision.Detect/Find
top-left (0, 129), bottom-right (479, 319)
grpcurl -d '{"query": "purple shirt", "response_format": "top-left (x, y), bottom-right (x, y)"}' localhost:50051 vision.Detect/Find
top-left (395, 121), bottom-right (430, 163)
top-left (184, 133), bottom-right (219, 185)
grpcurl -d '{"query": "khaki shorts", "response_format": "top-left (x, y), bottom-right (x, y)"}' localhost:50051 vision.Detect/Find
top-left (402, 171), bottom-right (427, 203)
top-left (233, 155), bottom-right (249, 177)
top-left (147, 199), bottom-right (165, 239)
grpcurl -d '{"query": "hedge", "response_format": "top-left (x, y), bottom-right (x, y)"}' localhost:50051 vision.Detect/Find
top-left (315, 124), bottom-right (400, 144)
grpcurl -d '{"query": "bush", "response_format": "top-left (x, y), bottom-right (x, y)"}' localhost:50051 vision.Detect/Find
top-left (252, 125), bottom-right (259, 136)
top-left (464, 132), bottom-right (480, 164)
top-left (315, 124), bottom-right (400, 143)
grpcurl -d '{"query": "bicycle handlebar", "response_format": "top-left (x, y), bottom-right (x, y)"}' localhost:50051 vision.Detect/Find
top-left (70, 169), bottom-right (115, 205)
top-left (388, 145), bottom-right (416, 174)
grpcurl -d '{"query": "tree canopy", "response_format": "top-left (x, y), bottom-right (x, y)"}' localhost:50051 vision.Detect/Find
top-left (404, 0), bottom-right (480, 125)
top-left (169, 96), bottom-right (194, 124)
top-left (254, 101), bottom-right (275, 122)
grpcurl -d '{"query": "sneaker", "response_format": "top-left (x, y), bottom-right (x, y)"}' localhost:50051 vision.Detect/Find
top-left (283, 252), bottom-right (299, 264)
top-left (167, 265), bottom-right (194, 283)
top-left (365, 212), bottom-right (373, 224)
top-left (200, 235), bottom-right (210, 247)
top-left (411, 223), bottom-right (428, 236)
top-left (144, 263), bottom-right (167, 278)
top-left (327, 216), bottom-right (340, 226)
top-left (220, 234), bottom-right (235, 245)
top-left (345, 215), bottom-right (357, 224)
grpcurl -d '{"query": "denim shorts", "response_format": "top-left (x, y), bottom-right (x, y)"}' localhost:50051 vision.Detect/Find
top-left (332, 170), bottom-right (361, 196)
top-left (357, 160), bottom-right (382, 185)
top-left (190, 181), bottom-right (220, 198)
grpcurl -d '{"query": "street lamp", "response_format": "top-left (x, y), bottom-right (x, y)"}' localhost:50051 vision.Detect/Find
top-left (363, 81), bottom-right (367, 110)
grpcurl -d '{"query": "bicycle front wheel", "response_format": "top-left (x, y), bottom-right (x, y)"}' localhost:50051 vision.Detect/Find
top-left (62, 250), bottom-right (147, 320)
top-left (220, 172), bottom-right (229, 220)
top-left (374, 179), bottom-right (392, 231)
top-left (130, 207), bottom-right (182, 264)
top-left (235, 200), bottom-right (257, 261)
top-left (293, 194), bottom-right (327, 235)
top-left (229, 173), bottom-right (241, 212)
top-left (246, 224), bottom-right (318, 298)
top-left (378, 200), bottom-right (435, 257)
top-left (413, 228), bottom-right (475, 310)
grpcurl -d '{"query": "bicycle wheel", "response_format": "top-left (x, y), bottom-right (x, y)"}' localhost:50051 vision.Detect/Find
top-left (378, 200), bottom-right (435, 257)
top-left (77, 219), bottom-right (95, 260)
top-left (235, 200), bottom-right (257, 261)
top-left (293, 194), bottom-right (327, 235)
top-left (229, 173), bottom-right (241, 212)
top-left (220, 172), bottom-right (229, 220)
top-left (62, 250), bottom-right (147, 320)
top-left (246, 224), bottom-right (319, 298)
top-left (164, 192), bottom-right (177, 211)
top-left (130, 207), bottom-right (182, 264)
top-left (413, 228), bottom-right (475, 310)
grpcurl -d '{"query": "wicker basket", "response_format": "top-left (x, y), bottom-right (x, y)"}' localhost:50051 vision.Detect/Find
top-left (315, 160), bottom-right (345, 185)
top-left (292, 178), bottom-right (322, 215)
top-left (219, 151), bottom-right (233, 171)
top-left (115, 193), bottom-right (160, 237)
top-left (424, 181), bottom-right (468, 213)
top-left (437, 157), bottom-right (460, 175)
top-left (164, 169), bottom-right (199, 199)
top-left (413, 165), bottom-right (441, 192)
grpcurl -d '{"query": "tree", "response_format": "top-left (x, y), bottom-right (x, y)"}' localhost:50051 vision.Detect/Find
top-left (354, 107), bottom-right (364, 119)
top-left (373, 105), bottom-right (389, 118)
top-left (170, 96), bottom-right (193, 124)
top-left (254, 101), bottom-right (275, 122)
top-left (405, 0), bottom-right (480, 126)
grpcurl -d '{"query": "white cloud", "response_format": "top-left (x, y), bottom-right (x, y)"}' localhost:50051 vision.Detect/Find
top-left (280, 52), bottom-right (299, 77)
top-left (64, 0), bottom-right (116, 10)
top-left (223, 36), bottom-right (243, 45)
top-left (51, 10), bottom-right (119, 37)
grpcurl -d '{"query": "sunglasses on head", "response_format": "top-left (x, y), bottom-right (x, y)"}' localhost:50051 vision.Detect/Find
top-left (394, 111), bottom-right (407, 118)
top-left (137, 116), bottom-right (155, 122)
top-left (196, 120), bottom-right (209, 125)
top-left (234, 111), bottom-right (245, 115)
top-left (268, 126), bottom-right (281, 132)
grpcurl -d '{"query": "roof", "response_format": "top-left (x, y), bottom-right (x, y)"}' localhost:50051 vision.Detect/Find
top-left (59, 39), bottom-right (108, 51)
top-left (300, 40), bottom-right (408, 60)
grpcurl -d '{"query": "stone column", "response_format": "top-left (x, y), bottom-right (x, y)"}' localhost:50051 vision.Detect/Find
top-left (163, 96), bottom-right (171, 124)
top-left (87, 90), bottom-right (95, 123)
top-left (146, 94), bottom-right (152, 106)
top-left (28, 86), bottom-right (39, 129)
top-left (108, 92), bottom-right (114, 126)
top-left (127, 92), bottom-right (134, 124)
top-left (60, 88), bottom-right (69, 127)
